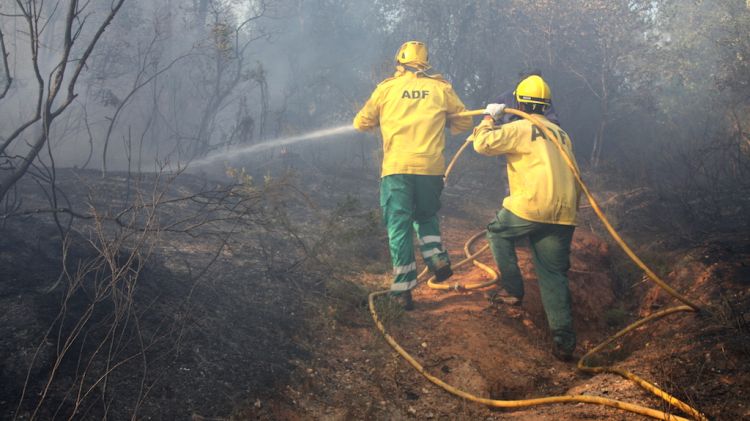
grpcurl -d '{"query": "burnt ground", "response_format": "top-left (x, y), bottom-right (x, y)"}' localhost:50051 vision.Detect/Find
top-left (1, 153), bottom-right (749, 420)
top-left (1, 168), bottom-right (318, 420)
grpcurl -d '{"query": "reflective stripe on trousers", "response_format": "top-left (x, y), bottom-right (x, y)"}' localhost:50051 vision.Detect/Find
top-left (380, 174), bottom-right (450, 292)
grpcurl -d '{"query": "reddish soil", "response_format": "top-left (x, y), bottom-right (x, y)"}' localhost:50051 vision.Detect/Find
top-left (231, 156), bottom-right (750, 420)
top-left (238, 209), bottom-right (733, 420)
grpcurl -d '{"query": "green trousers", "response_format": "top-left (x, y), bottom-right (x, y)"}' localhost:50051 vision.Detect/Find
top-left (380, 174), bottom-right (451, 293)
top-left (487, 208), bottom-right (576, 352)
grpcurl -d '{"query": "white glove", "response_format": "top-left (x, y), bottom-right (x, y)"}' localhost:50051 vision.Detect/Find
top-left (484, 103), bottom-right (506, 119)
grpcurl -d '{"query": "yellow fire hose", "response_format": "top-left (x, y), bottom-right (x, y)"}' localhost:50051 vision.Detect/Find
top-left (368, 108), bottom-right (709, 420)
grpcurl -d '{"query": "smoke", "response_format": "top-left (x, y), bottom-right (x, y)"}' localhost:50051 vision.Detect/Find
top-left (0, 0), bottom-right (742, 184)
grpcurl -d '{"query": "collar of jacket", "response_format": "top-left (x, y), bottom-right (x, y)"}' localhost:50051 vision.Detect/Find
top-left (393, 65), bottom-right (444, 80)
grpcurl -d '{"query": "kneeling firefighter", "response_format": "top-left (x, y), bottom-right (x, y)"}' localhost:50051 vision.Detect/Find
top-left (353, 41), bottom-right (473, 310)
top-left (468, 75), bottom-right (582, 360)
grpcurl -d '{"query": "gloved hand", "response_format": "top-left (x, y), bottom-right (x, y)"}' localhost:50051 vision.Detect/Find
top-left (484, 103), bottom-right (506, 120)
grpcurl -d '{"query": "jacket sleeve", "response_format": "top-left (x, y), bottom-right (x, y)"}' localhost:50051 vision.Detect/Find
top-left (353, 86), bottom-right (382, 131)
top-left (444, 86), bottom-right (473, 135)
top-left (470, 119), bottom-right (526, 156)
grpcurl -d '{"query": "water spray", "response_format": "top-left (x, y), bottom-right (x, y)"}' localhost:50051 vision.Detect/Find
top-left (190, 124), bottom-right (356, 167)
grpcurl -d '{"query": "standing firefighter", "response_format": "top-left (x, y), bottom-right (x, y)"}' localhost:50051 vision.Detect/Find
top-left (469, 75), bottom-right (581, 360)
top-left (353, 41), bottom-right (472, 310)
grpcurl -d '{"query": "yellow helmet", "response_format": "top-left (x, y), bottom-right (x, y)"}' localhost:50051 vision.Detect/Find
top-left (515, 75), bottom-right (552, 106)
top-left (395, 41), bottom-right (430, 69)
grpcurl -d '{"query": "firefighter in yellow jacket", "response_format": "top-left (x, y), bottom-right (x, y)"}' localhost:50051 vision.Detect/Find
top-left (353, 41), bottom-right (472, 309)
top-left (468, 75), bottom-right (581, 360)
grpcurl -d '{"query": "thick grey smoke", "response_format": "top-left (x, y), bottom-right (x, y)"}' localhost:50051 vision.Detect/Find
top-left (0, 0), bottom-right (746, 188)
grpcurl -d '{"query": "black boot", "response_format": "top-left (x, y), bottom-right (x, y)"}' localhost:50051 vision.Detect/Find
top-left (433, 264), bottom-right (453, 284)
top-left (551, 341), bottom-right (575, 362)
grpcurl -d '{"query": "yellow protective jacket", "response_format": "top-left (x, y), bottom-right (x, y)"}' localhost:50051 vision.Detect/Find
top-left (353, 70), bottom-right (472, 177)
top-left (469, 116), bottom-right (581, 225)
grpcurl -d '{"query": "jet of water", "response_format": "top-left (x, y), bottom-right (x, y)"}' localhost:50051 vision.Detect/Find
top-left (190, 124), bottom-right (357, 167)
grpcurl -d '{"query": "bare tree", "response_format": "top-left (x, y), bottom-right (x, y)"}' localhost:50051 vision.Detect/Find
top-left (99, 30), bottom-right (191, 175)
top-left (189, 1), bottom-right (273, 158)
top-left (0, 0), bottom-right (127, 203)
top-left (0, 27), bottom-right (11, 100)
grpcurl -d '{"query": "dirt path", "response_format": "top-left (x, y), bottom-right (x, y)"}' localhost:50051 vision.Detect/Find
top-left (228, 169), bottom-right (749, 420)
top-left (239, 214), bottom-right (672, 420)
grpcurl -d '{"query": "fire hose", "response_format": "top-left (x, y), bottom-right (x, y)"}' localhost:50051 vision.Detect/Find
top-left (368, 108), bottom-right (708, 420)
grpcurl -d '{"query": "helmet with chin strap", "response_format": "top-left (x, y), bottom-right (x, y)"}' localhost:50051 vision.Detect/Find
top-left (515, 75), bottom-right (552, 106)
top-left (395, 41), bottom-right (430, 70)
